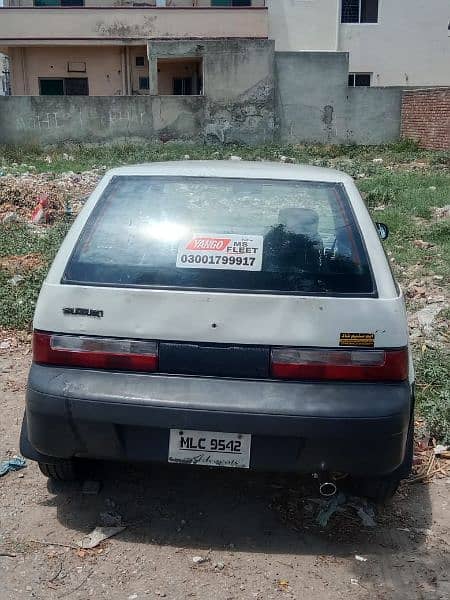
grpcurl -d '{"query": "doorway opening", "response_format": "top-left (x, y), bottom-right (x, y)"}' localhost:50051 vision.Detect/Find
top-left (156, 57), bottom-right (203, 96)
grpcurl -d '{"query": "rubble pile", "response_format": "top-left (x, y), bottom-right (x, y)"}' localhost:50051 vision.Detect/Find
top-left (410, 421), bottom-right (450, 484)
top-left (0, 170), bottom-right (101, 223)
top-left (0, 253), bottom-right (45, 274)
top-left (404, 275), bottom-right (449, 349)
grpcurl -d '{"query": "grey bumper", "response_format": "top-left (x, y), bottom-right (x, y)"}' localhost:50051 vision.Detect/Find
top-left (23, 364), bottom-right (412, 475)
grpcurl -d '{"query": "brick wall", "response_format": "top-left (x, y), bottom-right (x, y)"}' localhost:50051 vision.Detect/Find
top-left (401, 88), bottom-right (450, 151)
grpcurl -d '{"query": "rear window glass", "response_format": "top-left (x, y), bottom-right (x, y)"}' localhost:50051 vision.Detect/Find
top-left (63, 176), bottom-right (375, 296)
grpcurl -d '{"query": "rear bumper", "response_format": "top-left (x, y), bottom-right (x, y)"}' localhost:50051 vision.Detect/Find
top-left (23, 364), bottom-right (412, 476)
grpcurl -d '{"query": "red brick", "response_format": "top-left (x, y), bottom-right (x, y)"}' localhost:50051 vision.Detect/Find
top-left (401, 88), bottom-right (450, 151)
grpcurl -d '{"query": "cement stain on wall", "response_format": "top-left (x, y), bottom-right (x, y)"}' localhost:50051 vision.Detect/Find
top-left (95, 17), bottom-right (157, 38)
top-left (205, 76), bottom-right (275, 144)
top-left (321, 105), bottom-right (335, 142)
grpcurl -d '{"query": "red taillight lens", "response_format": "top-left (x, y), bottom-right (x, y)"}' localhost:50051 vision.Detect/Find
top-left (271, 347), bottom-right (408, 382)
top-left (33, 331), bottom-right (158, 372)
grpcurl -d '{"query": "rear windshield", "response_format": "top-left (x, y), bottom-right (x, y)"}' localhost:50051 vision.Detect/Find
top-left (63, 175), bottom-right (375, 296)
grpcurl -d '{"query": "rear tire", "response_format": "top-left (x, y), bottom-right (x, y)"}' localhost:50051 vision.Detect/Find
top-left (349, 472), bottom-right (401, 504)
top-left (348, 416), bottom-right (414, 504)
top-left (38, 460), bottom-right (77, 482)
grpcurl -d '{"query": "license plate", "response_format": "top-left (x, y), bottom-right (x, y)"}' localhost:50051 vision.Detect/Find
top-left (168, 429), bottom-right (251, 468)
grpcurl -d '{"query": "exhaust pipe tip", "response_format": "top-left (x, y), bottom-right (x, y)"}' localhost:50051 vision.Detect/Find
top-left (319, 481), bottom-right (337, 497)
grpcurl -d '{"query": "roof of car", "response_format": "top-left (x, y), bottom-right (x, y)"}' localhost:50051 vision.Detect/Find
top-left (106, 161), bottom-right (353, 183)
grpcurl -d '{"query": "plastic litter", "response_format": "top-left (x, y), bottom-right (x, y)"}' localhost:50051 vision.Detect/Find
top-left (348, 500), bottom-right (377, 528)
top-left (2, 212), bottom-right (19, 223)
top-left (0, 456), bottom-right (26, 477)
top-left (355, 555), bottom-right (368, 562)
top-left (357, 506), bottom-right (376, 527)
top-left (314, 493), bottom-right (377, 528)
top-left (0, 170), bottom-right (100, 222)
top-left (315, 492), bottom-right (346, 527)
top-left (192, 556), bottom-right (209, 564)
top-left (434, 445), bottom-right (449, 456)
top-left (30, 194), bottom-right (49, 224)
top-left (8, 274), bottom-right (24, 287)
top-left (416, 304), bottom-right (444, 334)
top-left (78, 526), bottom-right (126, 549)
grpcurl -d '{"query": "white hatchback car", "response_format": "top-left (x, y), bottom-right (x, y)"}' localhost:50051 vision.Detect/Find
top-left (21, 161), bottom-right (414, 502)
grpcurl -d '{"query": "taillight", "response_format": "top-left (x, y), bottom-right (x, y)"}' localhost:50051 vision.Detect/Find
top-left (33, 331), bottom-right (158, 372)
top-left (271, 347), bottom-right (408, 382)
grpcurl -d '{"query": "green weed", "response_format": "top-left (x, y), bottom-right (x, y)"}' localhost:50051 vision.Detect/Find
top-left (0, 222), bottom-right (70, 329)
top-left (415, 349), bottom-right (450, 444)
top-left (1, 140), bottom-right (447, 175)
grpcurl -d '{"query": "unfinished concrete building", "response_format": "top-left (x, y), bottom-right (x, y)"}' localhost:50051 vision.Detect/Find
top-left (0, 1), bottom-right (449, 97)
top-left (0, 1), bottom-right (268, 97)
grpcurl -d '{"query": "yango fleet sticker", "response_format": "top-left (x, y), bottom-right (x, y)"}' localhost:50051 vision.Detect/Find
top-left (176, 234), bottom-right (263, 271)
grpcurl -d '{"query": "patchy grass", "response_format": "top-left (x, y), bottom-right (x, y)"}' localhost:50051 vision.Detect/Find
top-left (0, 222), bottom-right (70, 329)
top-left (0, 139), bottom-right (448, 176)
top-left (358, 171), bottom-right (450, 283)
top-left (0, 141), bottom-right (449, 441)
top-left (415, 349), bottom-right (450, 445)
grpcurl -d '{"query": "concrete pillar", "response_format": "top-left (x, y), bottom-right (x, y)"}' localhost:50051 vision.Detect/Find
top-left (120, 47), bottom-right (127, 96)
top-left (125, 46), bottom-right (132, 95)
top-left (147, 43), bottom-right (158, 96)
top-left (8, 47), bottom-right (26, 95)
top-left (20, 48), bottom-right (28, 95)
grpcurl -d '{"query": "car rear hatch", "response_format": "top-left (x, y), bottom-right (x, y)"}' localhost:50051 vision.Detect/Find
top-left (34, 172), bottom-right (409, 382)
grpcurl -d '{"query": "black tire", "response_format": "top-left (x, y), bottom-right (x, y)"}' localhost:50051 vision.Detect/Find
top-left (349, 472), bottom-right (402, 504)
top-left (348, 417), bottom-right (414, 504)
top-left (38, 460), bottom-right (78, 481)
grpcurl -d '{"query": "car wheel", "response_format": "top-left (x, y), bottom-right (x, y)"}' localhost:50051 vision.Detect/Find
top-left (349, 472), bottom-right (402, 504)
top-left (348, 419), bottom-right (414, 504)
top-left (38, 460), bottom-right (78, 481)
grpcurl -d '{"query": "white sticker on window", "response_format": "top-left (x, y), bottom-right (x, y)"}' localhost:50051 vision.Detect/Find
top-left (176, 234), bottom-right (263, 271)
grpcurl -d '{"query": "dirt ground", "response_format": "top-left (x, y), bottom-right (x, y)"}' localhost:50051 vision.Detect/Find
top-left (1, 342), bottom-right (449, 600)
